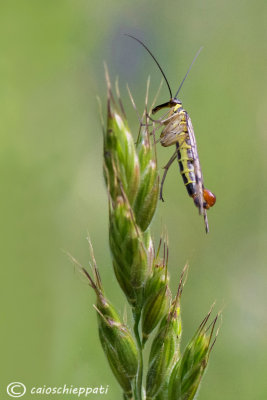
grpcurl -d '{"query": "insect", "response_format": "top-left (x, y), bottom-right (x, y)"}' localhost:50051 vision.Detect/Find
top-left (125, 34), bottom-right (216, 233)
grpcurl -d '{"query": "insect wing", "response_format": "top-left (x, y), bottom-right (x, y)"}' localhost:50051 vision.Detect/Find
top-left (160, 113), bottom-right (185, 147)
top-left (187, 116), bottom-right (209, 232)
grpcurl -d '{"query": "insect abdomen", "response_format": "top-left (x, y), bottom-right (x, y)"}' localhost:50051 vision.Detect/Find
top-left (176, 141), bottom-right (196, 197)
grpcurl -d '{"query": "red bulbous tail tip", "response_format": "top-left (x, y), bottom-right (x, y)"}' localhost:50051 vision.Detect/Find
top-left (203, 189), bottom-right (216, 209)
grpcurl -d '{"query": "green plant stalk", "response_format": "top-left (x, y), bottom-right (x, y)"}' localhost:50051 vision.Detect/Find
top-left (133, 311), bottom-right (143, 400)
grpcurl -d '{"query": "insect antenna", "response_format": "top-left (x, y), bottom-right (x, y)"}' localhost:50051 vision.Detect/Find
top-left (125, 34), bottom-right (173, 99)
top-left (174, 46), bottom-right (203, 99)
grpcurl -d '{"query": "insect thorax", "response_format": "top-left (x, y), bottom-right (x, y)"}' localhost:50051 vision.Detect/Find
top-left (173, 103), bottom-right (183, 113)
top-left (159, 105), bottom-right (188, 147)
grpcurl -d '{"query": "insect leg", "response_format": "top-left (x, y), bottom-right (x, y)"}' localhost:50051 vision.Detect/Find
top-left (148, 122), bottom-right (167, 139)
top-left (146, 111), bottom-right (175, 125)
top-left (151, 122), bottom-right (158, 165)
top-left (160, 149), bottom-right (179, 201)
top-left (126, 84), bottom-right (145, 145)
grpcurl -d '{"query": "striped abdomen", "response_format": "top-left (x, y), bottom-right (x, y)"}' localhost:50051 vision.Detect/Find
top-left (176, 140), bottom-right (196, 197)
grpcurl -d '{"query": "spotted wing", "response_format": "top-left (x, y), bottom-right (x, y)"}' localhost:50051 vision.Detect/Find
top-left (187, 115), bottom-right (209, 233)
top-left (160, 113), bottom-right (185, 147)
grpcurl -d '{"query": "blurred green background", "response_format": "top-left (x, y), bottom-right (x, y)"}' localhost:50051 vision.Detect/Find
top-left (1, 0), bottom-right (267, 399)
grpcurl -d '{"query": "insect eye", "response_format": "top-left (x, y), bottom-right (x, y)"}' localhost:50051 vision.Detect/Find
top-left (203, 189), bottom-right (216, 208)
